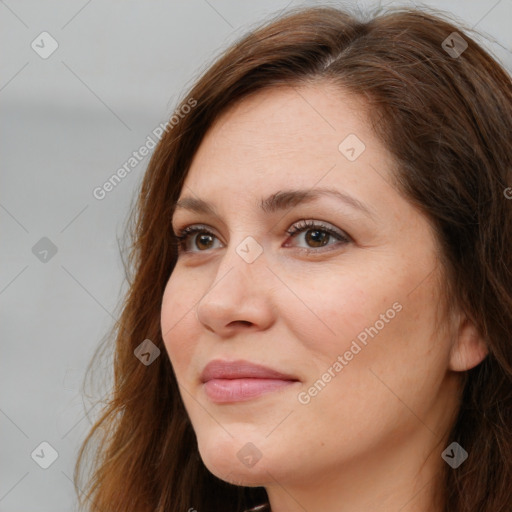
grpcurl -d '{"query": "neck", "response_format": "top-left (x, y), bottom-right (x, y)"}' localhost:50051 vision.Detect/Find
top-left (264, 426), bottom-right (447, 512)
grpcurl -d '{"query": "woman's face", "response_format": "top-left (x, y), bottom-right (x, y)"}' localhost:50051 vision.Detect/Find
top-left (161, 84), bottom-right (460, 494)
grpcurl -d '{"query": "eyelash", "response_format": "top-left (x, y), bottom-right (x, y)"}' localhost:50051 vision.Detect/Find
top-left (172, 219), bottom-right (351, 255)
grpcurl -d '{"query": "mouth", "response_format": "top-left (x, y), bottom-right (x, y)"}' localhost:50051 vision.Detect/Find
top-left (200, 359), bottom-right (300, 403)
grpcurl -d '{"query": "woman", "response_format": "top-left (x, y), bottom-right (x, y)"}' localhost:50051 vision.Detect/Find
top-left (74, 5), bottom-right (512, 512)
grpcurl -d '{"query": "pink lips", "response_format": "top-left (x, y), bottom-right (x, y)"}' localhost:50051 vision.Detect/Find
top-left (200, 359), bottom-right (299, 403)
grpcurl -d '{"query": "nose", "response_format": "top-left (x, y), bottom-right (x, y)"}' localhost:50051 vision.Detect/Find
top-left (195, 242), bottom-right (276, 337)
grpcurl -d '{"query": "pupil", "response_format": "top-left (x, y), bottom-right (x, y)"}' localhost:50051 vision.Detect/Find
top-left (306, 229), bottom-right (329, 247)
top-left (197, 233), bottom-right (213, 249)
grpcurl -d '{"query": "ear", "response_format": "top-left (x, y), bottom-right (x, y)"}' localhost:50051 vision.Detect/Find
top-left (448, 313), bottom-right (488, 371)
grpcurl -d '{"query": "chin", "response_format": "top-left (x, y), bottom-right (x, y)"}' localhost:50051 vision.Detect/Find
top-left (197, 434), bottom-right (275, 487)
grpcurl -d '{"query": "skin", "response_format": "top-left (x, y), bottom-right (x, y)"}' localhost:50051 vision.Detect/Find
top-left (160, 84), bottom-right (487, 512)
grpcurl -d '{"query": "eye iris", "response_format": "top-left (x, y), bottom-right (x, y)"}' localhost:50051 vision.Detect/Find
top-left (306, 229), bottom-right (329, 247)
top-left (196, 233), bottom-right (214, 250)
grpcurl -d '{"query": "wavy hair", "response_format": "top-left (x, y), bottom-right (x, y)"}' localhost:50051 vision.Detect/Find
top-left (74, 5), bottom-right (512, 512)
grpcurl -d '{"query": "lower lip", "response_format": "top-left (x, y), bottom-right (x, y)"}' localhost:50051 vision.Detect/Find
top-left (203, 378), bottom-right (297, 403)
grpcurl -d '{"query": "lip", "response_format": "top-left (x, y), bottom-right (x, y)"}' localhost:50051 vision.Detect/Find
top-left (200, 359), bottom-right (300, 403)
top-left (200, 359), bottom-right (298, 382)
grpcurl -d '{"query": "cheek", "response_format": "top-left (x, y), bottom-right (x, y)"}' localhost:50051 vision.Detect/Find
top-left (339, 289), bottom-right (444, 404)
top-left (281, 267), bottom-right (393, 362)
top-left (160, 273), bottom-right (203, 377)
top-left (289, 261), bottom-right (448, 405)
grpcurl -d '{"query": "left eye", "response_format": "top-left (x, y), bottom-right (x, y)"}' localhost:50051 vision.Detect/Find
top-left (284, 219), bottom-right (350, 250)
top-left (173, 220), bottom-right (350, 254)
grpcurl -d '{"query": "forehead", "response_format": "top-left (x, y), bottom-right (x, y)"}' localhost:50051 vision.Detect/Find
top-left (180, 84), bottom-right (397, 213)
top-left (194, 84), bottom-right (373, 160)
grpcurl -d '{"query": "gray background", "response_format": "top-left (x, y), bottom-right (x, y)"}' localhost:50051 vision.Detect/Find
top-left (1, 1), bottom-right (511, 510)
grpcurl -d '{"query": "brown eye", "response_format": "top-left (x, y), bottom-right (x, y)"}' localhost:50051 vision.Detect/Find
top-left (174, 225), bottom-right (222, 253)
top-left (195, 233), bottom-right (215, 250)
top-left (174, 220), bottom-right (350, 255)
top-left (285, 220), bottom-right (350, 251)
top-left (304, 229), bottom-right (330, 248)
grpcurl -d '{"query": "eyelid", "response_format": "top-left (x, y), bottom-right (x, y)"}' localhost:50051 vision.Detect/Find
top-left (285, 219), bottom-right (351, 242)
top-left (172, 218), bottom-right (348, 237)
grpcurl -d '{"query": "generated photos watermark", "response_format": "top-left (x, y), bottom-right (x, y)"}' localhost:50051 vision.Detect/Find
top-left (297, 301), bottom-right (403, 405)
top-left (92, 97), bottom-right (197, 200)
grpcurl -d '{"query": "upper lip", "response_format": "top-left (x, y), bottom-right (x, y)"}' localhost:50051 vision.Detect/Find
top-left (200, 359), bottom-right (299, 383)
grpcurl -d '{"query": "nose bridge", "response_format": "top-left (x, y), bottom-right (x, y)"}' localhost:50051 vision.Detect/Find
top-left (195, 232), bottom-right (273, 332)
top-left (210, 232), bottom-right (268, 297)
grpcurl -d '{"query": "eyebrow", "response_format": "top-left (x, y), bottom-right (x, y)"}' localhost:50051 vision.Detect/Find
top-left (172, 187), bottom-right (376, 221)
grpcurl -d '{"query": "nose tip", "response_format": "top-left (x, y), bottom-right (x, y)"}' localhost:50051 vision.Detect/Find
top-left (194, 259), bottom-right (276, 336)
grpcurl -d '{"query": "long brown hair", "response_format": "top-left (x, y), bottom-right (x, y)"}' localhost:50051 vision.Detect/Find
top-left (74, 5), bottom-right (512, 511)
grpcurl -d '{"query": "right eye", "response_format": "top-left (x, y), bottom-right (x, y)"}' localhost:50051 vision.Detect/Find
top-left (174, 224), bottom-right (223, 253)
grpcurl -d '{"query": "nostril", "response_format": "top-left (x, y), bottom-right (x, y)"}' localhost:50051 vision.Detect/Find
top-left (230, 320), bottom-right (252, 327)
